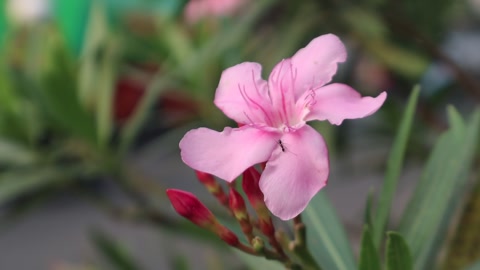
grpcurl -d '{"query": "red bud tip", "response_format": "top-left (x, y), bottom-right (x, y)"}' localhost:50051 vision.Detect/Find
top-left (259, 218), bottom-right (275, 237)
top-left (229, 188), bottom-right (248, 220)
top-left (166, 189), bottom-right (216, 227)
top-left (195, 171), bottom-right (216, 185)
top-left (217, 225), bottom-right (240, 246)
top-left (242, 167), bottom-right (265, 207)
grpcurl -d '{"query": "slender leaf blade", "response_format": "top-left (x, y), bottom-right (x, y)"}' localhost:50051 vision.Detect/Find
top-left (303, 191), bottom-right (356, 270)
top-left (91, 230), bottom-right (143, 270)
top-left (399, 109), bottom-right (480, 269)
top-left (233, 249), bottom-right (283, 270)
top-left (373, 86), bottom-right (420, 245)
top-left (466, 260), bottom-right (480, 270)
top-left (385, 232), bottom-right (413, 270)
top-left (359, 226), bottom-right (381, 270)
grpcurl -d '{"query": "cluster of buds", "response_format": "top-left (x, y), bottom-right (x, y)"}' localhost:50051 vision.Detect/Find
top-left (166, 167), bottom-right (316, 268)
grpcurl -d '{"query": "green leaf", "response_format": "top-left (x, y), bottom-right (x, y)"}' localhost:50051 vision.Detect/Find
top-left (95, 38), bottom-right (119, 149)
top-left (91, 230), bottom-right (143, 270)
top-left (303, 191), bottom-right (356, 270)
top-left (232, 249), bottom-right (282, 270)
top-left (373, 86), bottom-right (420, 246)
top-left (359, 226), bottom-right (381, 270)
top-left (0, 139), bottom-right (36, 166)
top-left (40, 32), bottom-right (96, 143)
top-left (385, 232), bottom-right (413, 270)
top-left (118, 0), bottom-right (277, 154)
top-left (0, 168), bottom-right (63, 205)
top-left (465, 260), bottom-right (480, 270)
top-left (364, 188), bottom-right (375, 231)
top-left (399, 108), bottom-right (480, 269)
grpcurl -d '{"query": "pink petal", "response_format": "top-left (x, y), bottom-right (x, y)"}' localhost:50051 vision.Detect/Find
top-left (260, 125), bottom-right (329, 220)
top-left (214, 62), bottom-right (272, 125)
top-left (305, 83), bottom-right (387, 125)
top-left (290, 34), bottom-right (347, 98)
top-left (179, 126), bottom-right (279, 182)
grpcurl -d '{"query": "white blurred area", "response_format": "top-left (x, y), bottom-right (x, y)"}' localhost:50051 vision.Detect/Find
top-left (6, 0), bottom-right (51, 25)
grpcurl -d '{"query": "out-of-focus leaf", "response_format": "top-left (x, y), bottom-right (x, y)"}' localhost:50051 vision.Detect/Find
top-left (40, 31), bottom-right (96, 143)
top-left (0, 139), bottom-right (36, 166)
top-left (91, 230), bottom-right (143, 270)
top-left (342, 8), bottom-right (387, 39)
top-left (359, 226), bottom-right (381, 270)
top-left (78, 1), bottom-right (110, 106)
top-left (401, 0), bottom-right (455, 39)
top-left (373, 86), bottom-right (420, 246)
top-left (303, 191), bottom-right (356, 270)
top-left (466, 260), bottom-right (480, 270)
top-left (364, 39), bottom-right (429, 79)
top-left (364, 188), bottom-right (375, 231)
top-left (95, 39), bottom-right (119, 149)
top-left (232, 249), bottom-right (282, 270)
top-left (118, 0), bottom-right (276, 153)
top-left (169, 254), bottom-right (189, 270)
top-left (399, 108), bottom-right (480, 269)
top-left (0, 168), bottom-right (62, 205)
top-left (441, 180), bottom-right (480, 270)
top-left (385, 232), bottom-right (413, 270)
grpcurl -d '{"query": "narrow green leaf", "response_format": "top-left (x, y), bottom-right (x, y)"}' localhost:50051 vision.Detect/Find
top-left (399, 109), bottom-right (480, 269)
top-left (78, 1), bottom-right (110, 106)
top-left (359, 226), bottom-right (381, 270)
top-left (373, 86), bottom-right (420, 246)
top-left (303, 191), bottom-right (356, 270)
top-left (0, 168), bottom-right (62, 205)
top-left (364, 188), bottom-right (375, 231)
top-left (91, 230), bottom-right (143, 270)
top-left (169, 254), bottom-right (190, 270)
top-left (465, 260), bottom-right (480, 270)
top-left (40, 32), bottom-right (96, 142)
top-left (95, 38), bottom-right (119, 149)
top-left (385, 232), bottom-right (413, 270)
top-left (0, 139), bottom-right (36, 166)
top-left (232, 249), bottom-right (282, 270)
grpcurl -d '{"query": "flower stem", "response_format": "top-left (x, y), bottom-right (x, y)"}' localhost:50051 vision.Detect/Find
top-left (290, 215), bottom-right (322, 270)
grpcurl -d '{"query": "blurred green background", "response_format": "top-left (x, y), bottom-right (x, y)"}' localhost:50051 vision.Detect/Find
top-left (0, 0), bottom-right (480, 269)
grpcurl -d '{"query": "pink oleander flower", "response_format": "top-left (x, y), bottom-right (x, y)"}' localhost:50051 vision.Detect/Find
top-left (180, 34), bottom-right (387, 220)
top-left (184, 0), bottom-right (245, 23)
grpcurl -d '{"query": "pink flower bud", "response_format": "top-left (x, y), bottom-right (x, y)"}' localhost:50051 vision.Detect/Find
top-left (166, 189), bottom-right (216, 228)
top-left (229, 188), bottom-right (247, 220)
top-left (195, 171), bottom-right (216, 185)
top-left (242, 167), bottom-right (264, 207)
top-left (217, 225), bottom-right (240, 247)
top-left (242, 167), bottom-right (275, 237)
top-left (229, 188), bottom-right (253, 240)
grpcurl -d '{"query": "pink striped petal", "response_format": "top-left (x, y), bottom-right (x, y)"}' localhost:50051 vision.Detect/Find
top-left (260, 125), bottom-right (329, 220)
top-left (180, 126), bottom-right (279, 182)
top-left (214, 62), bottom-right (272, 125)
top-left (306, 83), bottom-right (387, 125)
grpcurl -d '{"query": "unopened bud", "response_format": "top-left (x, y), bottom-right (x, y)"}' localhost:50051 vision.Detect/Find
top-left (252, 236), bottom-right (265, 253)
top-left (166, 189), bottom-right (216, 228)
top-left (195, 171), bottom-right (228, 206)
top-left (242, 167), bottom-right (272, 231)
top-left (229, 188), bottom-right (248, 221)
top-left (242, 167), bottom-right (264, 207)
top-left (259, 218), bottom-right (275, 237)
top-left (229, 187), bottom-right (253, 239)
top-left (217, 225), bottom-right (240, 247)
